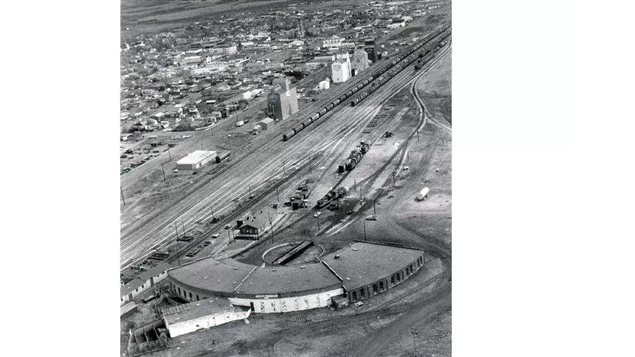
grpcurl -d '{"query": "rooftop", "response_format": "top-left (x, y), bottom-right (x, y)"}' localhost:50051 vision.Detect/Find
top-left (121, 262), bottom-right (170, 297)
top-left (236, 263), bottom-right (341, 296)
top-left (168, 258), bottom-right (255, 294)
top-left (162, 296), bottom-right (234, 324)
top-left (176, 150), bottom-right (217, 165)
top-left (321, 242), bottom-right (424, 290)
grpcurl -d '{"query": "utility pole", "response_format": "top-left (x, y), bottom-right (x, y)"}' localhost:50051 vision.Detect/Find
top-left (161, 162), bottom-right (167, 181)
top-left (180, 221), bottom-right (186, 236)
top-left (210, 207), bottom-right (214, 221)
top-left (316, 215), bottom-right (320, 232)
top-left (175, 224), bottom-right (181, 266)
top-left (167, 147), bottom-right (172, 161)
top-left (271, 224), bottom-right (275, 245)
top-left (121, 187), bottom-right (126, 206)
top-left (373, 199), bottom-right (376, 215)
top-left (276, 186), bottom-right (280, 203)
top-left (410, 328), bottom-right (418, 357)
top-left (363, 219), bottom-right (367, 241)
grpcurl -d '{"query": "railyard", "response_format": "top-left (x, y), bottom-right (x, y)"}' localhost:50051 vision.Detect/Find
top-left (120, 1), bottom-right (452, 356)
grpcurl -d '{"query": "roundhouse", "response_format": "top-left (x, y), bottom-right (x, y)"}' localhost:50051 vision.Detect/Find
top-left (166, 242), bottom-right (424, 313)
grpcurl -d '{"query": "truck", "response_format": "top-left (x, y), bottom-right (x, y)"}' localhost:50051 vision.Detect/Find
top-left (416, 187), bottom-right (430, 201)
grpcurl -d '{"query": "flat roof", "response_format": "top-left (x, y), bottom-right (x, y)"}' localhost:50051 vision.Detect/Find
top-left (236, 263), bottom-right (341, 296)
top-left (168, 243), bottom-right (423, 297)
top-left (162, 296), bottom-right (234, 324)
top-left (321, 242), bottom-right (424, 291)
top-left (121, 262), bottom-right (170, 296)
top-left (168, 258), bottom-right (255, 294)
top-left (176, 150), bottom-right (217, 165)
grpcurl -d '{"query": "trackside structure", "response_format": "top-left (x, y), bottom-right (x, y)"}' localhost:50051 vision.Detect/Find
top-left (176, 150), bottom-right (217, 170)
top-left (166, 242), bottom-right (424, 316)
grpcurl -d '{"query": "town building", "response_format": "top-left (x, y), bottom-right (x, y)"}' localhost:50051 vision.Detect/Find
top-left (267, 77), bottom-right (298, 120)
top-left (181, 55), bottom-right (202, 66)
top-left (323, 37), bottom-right (344, 48)
top-left (176, 150), bottom-right (217, 170)
top-left (313, 55), bottom-right (335, 63)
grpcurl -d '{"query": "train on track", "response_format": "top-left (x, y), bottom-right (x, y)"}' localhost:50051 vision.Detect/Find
top-left (338, 141), bottom-right (370, 173)
top-left (316, 186), bottom-right (349, 209)
top-left (282, 24), bottom-right (451, 142)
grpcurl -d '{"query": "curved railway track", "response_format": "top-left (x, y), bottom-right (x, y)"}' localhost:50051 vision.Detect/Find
top-left (121, 28), bottom-right (452, 268)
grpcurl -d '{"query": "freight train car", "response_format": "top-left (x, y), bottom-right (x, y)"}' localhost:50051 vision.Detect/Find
top-left (282, 24), bottom-right (451, 142)
top-left (283, 129), bottom-right (296, 141)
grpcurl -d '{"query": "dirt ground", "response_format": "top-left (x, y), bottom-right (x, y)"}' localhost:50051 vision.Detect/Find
top-left (137, 47), bottom-right (453, 357)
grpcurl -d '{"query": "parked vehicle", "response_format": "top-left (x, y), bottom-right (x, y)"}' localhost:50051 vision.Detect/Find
top-left (416, 187), bottom-right (430, 201)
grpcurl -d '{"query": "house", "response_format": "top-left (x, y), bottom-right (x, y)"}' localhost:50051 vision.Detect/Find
top-left (235, 213), bottom-right (273, 240)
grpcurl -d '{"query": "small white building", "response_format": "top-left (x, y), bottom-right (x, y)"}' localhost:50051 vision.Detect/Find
top-left (181, 55), bottom-right (202, 66)
top-left (318, 78), bottom-right (331, 90)
top-left (176, 150), bottom-right (217, 170)
top-left (258, 117), bottom-right (274, 130)
top-left (162, 297), bottom-right (251, 338)
top-left (387, 22), bottom-right (406, 29)
top-left (322, 37), bottom-right (344, 48)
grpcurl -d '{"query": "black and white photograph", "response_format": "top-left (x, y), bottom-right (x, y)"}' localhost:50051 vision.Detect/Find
top-left (3, 1), bottom-right (634, 357)
top-left (118, 1), bottom-right (451, 356)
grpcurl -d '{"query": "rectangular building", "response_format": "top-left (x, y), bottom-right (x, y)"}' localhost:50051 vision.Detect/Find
top-left (331, 59), bottom-right (351, 83)
top-left (258, 117), bottom-right (274, 130)
top-left (162, 297), bottom-right (250, 338)
top-left (267, 77), bottom-right (298, 120)
top-left (176, 150), bottom-right (217, 170)
top-left (352, 49), bottom-right (369, 76)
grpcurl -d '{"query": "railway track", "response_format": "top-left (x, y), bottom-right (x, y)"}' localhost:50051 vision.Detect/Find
top-left (121, 27), bottom-right (452, 268)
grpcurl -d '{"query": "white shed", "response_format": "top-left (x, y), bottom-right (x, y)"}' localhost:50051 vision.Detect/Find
top-left (258, 117), bottom-right (274, 130)
top-left (176, 150), bottom-right (217, 170)
top-left (162, 297), bottom-right (251, 338)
